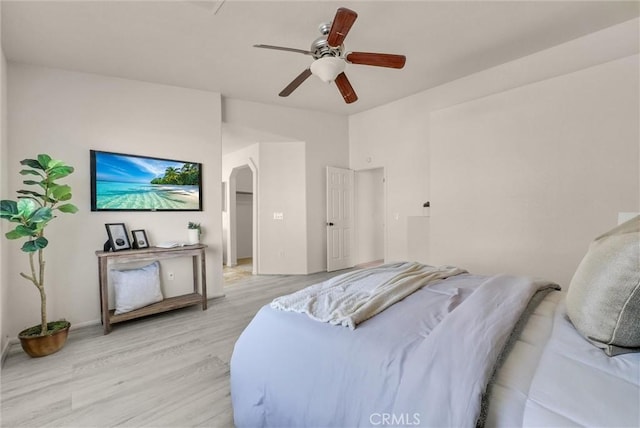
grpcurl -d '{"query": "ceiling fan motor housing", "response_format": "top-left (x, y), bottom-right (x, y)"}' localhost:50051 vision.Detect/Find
top-left (311, 34), bottom-right (343, 60)
top-left (310, 22), bottom-right (346, 83)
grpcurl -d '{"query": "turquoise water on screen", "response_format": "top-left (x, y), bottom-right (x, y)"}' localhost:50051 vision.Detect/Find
top-left (95, 181), bottom-right (200, 210)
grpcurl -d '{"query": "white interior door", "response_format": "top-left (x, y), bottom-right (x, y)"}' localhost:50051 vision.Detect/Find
top-left (326, 166), bottom-right (355, 272)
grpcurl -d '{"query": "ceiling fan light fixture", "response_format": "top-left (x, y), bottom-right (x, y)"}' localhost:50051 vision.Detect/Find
top-left (255, 7), bottom-right (404, 103)
top-left (310, 57), bottom-right (345, 83)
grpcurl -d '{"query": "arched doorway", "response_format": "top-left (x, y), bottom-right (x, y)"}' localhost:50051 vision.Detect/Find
top-left (224, 161), bottom-right (258, 285)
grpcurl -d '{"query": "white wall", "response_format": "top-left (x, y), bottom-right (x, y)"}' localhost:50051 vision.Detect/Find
top-left (223, 99), bottom-right (349, 273)
top-left (259, 142), bottom-right (307, 274)
top-left (0, 1), bottom-right (9, 358)
top-left (355, 168), bottom-right (385, 265)
top-left (6, 64), bottom-right (222, 337)
top-left (349, 92), bottom-right (430, 262)
top-left (221, 140), bottom-right (307, 274)
top-left (349, 18), bottom-right (639, 287)
top-left (235, 166), bottom-right (253, 192)
top-left (430, 54), bottom-right (638, 286)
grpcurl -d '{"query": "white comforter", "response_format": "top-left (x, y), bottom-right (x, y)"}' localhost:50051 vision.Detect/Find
top-left (390, 275), bottom-right (558, 427)
top-left (231, 268), bottom-right (559, 427)
top-left (487, 291), bottom-right (640, 427)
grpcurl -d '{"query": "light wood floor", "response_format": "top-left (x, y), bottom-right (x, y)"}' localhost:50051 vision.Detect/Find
top-left (223, 258), bottom-right (253, 285)
top-left (1, 270), bottom-right (346, 427)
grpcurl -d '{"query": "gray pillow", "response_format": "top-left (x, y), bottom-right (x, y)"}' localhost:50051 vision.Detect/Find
top-left (566, 216), bottom-right (640, 356)
top-left (111, 261), bottom-right (164, 315)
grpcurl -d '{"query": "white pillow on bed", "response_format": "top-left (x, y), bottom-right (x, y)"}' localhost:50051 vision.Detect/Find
top-left (566, 216), bottom-right (640, 356)
top-left (111, 261), bottom-right (164, 315)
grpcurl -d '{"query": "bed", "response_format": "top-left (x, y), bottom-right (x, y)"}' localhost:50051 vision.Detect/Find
top-left (230, 217), bottom-right (640, 427)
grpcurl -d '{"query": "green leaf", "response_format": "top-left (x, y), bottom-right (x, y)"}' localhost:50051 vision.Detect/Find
top-left (20, 159), bottom-right (43, 170)
top-left (57, 203), bottom-right (78, 214)
top-left (22, 180), bottom-right (41, 186)
top-left (35, 236), bottom-right (48, 248)
top-left (58, 193), bottom-right (72, 201)
top-left (5, 229), bottom-right (24, 239)
top-left (17, 190), bottom-right (44, 199)
top-left (37, 154), bottom-right (52, 169)
top-left (17, 195), bottom-right (54, 205)
top-left (21, 236), bottom-right (48, 253)
top-left (47, 166), bottom-right (74, 180)
top-left (16, 196), bottom-right (39, 206)
top-left (29, 207), bottom-right (53, 223)
top-left (16, 199), bottom-right (38, 218)
top-left (0, 200), bottom-right (18, 219)
top-left (17, 224), bottom-right (37, 235)
top-left (5, 224), bottom-right (36, 239)
top-left (33, 222), bottom-right (47, 235)
top-left (47, 159), bottom-right (65, 168)
top-left (19, 169), bottom-right (43, 177)
top-left (50, 184), bottom-right (71, 200)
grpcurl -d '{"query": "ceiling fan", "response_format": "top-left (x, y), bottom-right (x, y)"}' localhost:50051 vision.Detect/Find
top-left (254, 7), bottom-right (406, 104)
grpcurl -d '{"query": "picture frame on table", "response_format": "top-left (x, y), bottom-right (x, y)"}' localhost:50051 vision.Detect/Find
top-left (105, 223), bottom-right (131, 252)
top-left (131, 229), bottom-right (150, 249)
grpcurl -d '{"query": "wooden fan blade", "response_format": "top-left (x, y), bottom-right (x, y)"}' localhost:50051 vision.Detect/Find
top-left (346, 52), bottom-right (406, 69)
top-left (326, 7), bottom-right (358, 47)
top-left (334, 72), bottom-right (358, 104)
top-left (254, 44), bottom-right (313, 56)
top-left (279, 68), bottom-right (312, 97)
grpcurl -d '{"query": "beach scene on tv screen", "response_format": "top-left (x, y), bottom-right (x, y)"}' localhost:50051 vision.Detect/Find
top-left (94, 152), bottom-right (201, 210)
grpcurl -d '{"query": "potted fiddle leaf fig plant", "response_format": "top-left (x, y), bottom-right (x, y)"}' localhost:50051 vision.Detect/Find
top-left (0, 154), bottom-right (78, 357)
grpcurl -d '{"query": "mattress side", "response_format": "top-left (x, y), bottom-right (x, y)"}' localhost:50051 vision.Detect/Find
top-left (485, 290), bottom-right (562, 427)
top-left (523, 298), bottom-right (640, 427)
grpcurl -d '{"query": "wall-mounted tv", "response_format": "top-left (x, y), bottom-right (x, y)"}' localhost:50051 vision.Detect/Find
top-left (90, 150), bottom-right (202, 211)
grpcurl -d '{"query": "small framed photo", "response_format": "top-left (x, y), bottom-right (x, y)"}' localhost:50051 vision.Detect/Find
top-left (105, 223), bottom-right (131, 252)
top-left (131, 229), bottom-right (149, 249)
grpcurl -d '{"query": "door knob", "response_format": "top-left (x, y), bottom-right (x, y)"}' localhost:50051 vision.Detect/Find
top-left (327, 222), bottom-right (334, 226)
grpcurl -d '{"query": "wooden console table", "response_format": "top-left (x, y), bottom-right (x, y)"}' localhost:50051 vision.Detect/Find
top-left (96, 244), bottom-right (207, 334)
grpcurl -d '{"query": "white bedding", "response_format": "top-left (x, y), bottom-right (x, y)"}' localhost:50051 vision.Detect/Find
top-left (232, 262), bottom-right (638, 427)
top-left (231, 269), bottom-right (558, 427)
top-left (487, 291), bottom-right (640, 427)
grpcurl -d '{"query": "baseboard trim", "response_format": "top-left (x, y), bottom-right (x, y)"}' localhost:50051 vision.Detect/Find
top-left (70, 319), bottom-right (101, 330)
top-left (1, 337), bottom-right (17, 368)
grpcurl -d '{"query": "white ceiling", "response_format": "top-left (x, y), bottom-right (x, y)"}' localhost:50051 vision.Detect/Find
top-left (2, 1), bottom-right (639, 116)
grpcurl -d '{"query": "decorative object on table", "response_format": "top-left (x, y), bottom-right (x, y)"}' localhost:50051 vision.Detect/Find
top-left (90, 150), bottom-right (202, 212)
top-left (111, 261), bottom-right (163, 315)
top-left (105, 223), bottom-right (131, 251)
top-left (0, 154), bottom-right (78, 357)
top-left (131, 229), bottom-right (149, 249)
top-left (187, 222), bottom-right (201, 245)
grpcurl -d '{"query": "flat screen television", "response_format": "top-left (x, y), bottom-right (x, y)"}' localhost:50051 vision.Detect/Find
top-left (90, 150), bottom-right (202, 211)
